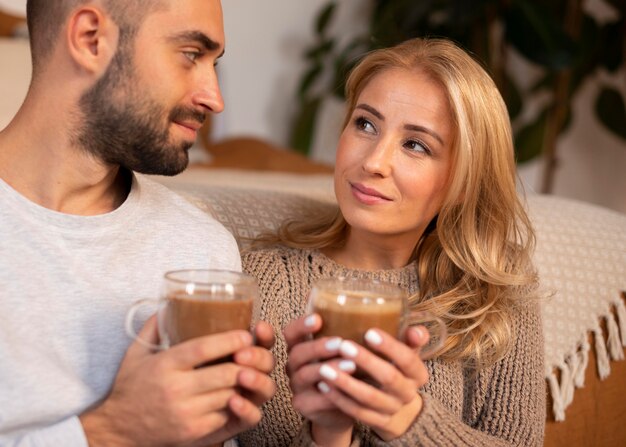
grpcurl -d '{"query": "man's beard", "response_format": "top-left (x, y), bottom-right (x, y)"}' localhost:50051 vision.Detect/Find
top-left (76, 46), bottom-right (205, 176)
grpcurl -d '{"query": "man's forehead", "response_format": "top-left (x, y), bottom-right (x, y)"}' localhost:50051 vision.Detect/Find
top-left (138, 1), bottom-right (225, 49)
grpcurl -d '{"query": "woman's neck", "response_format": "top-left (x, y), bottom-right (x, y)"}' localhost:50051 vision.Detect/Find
top-left (321, 229), bottom-right (419, 270)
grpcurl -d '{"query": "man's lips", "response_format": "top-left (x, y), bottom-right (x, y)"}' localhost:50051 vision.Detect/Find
top-left (350, 182), bottom-right (392, 203)
top-left (173, 120), bottom-right (203, 132)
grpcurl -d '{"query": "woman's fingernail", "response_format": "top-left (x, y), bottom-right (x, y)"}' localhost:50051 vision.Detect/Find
top-left (318, 381), bottom-right (330, 394)
top-left (339, 340), bottom-right (358, 358)
top-left (319, 364), bottom-right (338, 381)
top-left (414, 326), bottom-right (427, 340)
top-left (304, 315), bottom-right (317, 327)
top-left (338, 360), bottom-right (356, 372)
top-left (325, 337), bottom-right (342, 351)
top-left (365, 329), bottom-right (383, 346)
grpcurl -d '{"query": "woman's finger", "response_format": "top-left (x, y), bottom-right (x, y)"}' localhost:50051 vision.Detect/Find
top-left (291, 388), bottom-right (337, 415)
top-left (286, 335), bottom-right (342, 374)
top-left (361, 329), bottom-right (430, 389)
top-left (289, 357), bottom-right (356, 393)
top-left (316, 363), bottom-right (404, 415)
top-left (317, 380), bottom-right (393, 427)
top-left (283, 314), bottom-right (321, 350)
top-left (337, 338), bottom-right (420, 404)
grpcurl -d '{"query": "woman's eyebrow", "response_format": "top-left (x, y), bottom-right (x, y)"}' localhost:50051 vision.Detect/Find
top-left (356, 103), bottom-right (444, 145)
top-left (355, 103), bottom-right (384, 120)
top-left (404, 124), bottom-right (444, 145)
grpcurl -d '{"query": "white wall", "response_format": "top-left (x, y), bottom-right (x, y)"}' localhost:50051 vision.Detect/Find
top-left (1, 0), bottom-right (624, 213)
top-left (216, 0), bottom-right (370, 147)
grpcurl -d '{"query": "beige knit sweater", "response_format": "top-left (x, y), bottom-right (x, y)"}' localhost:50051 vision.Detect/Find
top-left (239, 246), bottom-right (545, 446)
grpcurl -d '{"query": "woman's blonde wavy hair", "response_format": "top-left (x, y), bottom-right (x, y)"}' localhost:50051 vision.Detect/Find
top-left (253, 37), bottom-right (537, 369)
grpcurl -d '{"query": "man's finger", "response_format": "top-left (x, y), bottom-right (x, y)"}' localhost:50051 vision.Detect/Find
top-left (254, 321), bottom-right (275, 349)
top-left (167, 330), bottom-right (253, 370)
top-left (237, 367), bottom-right (276, 406)
top-left (234, 345), bottom-right (275, 374)
top-left (126, 314), bottom-right (160, 356)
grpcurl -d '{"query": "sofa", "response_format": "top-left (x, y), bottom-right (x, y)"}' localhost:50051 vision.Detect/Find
top-left (155, 167), bottom-right (626, 447)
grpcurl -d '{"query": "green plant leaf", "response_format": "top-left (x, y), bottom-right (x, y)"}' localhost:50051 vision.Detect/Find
top-left (330, 38), bottom-right (370, 99)
top-left (567, 15), bottom-right (600, 97)
top-left (289, 98), bottom-right (322, 156)
top-left (505, 0), bottom-right (576, 70)
top-left (316, 2), bottom-right (337, 36)
top-left (598, 19), bottom-right (625, 72)
top-left (504, 73), bottom-right (523, 121)
top-left (603, 0), bottom-right (626, 16)
top-left (304, 39), bottom-right (335, 61)
top-left (514, 110), bottom-right (548, 163)
top-left (297, 64), bottom-right (323, 99)
top-left (595, 87), bottom-right (626, 140)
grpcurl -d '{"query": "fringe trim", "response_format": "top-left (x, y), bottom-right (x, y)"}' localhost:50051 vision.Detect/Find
top-left (548, 293), bottom-right (626, 422)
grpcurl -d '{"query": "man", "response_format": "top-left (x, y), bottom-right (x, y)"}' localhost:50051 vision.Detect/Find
top-left (0, 0), bottom-right (275, 445)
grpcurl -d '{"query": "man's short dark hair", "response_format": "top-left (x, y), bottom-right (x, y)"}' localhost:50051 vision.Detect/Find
top-left (26, 0), bottom-right (166, 75)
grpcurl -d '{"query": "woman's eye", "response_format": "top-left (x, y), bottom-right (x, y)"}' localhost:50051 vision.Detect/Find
top-left (404, 139), bottom-right (431, 155)
top-left (354, 117), bottom-right (375, 134)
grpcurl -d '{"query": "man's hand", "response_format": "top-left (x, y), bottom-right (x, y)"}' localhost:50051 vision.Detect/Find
top-left (80, 316), bottom-right (276, 447)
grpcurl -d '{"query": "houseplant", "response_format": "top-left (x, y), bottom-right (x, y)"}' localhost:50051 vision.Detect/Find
top-left (290, 0), bottom-right (625, 193)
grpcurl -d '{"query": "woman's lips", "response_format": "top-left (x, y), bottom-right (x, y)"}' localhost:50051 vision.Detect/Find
top-left (350, 182), bottom-right (392, 205)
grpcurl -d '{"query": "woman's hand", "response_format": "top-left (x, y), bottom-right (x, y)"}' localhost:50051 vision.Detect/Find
top-left (314, 326), bottom-right (430, 441)
top-left (283, 314), bottom-right (354, 446)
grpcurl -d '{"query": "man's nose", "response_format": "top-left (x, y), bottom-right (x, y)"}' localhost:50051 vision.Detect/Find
top-left (193, 69), bottom-right (224, 114)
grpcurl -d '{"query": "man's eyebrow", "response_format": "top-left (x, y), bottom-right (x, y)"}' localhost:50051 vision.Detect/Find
top-left (168, 31), bottom-right (224, 55)
top-left (356, 103), bottom-right (444, 145)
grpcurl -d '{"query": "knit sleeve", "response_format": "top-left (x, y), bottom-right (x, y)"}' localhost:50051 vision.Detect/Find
top-left (367, 302), bottom-right (546, 447)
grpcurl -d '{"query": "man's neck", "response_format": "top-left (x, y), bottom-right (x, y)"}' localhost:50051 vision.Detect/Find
top-left (0, 110), bottom-right (131, 216)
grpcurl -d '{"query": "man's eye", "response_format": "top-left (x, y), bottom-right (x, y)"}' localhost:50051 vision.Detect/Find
top-left (184, 51), bottom-right (201, 62)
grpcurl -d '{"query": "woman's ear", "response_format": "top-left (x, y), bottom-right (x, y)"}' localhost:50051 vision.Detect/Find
top-left (66, 6), bottom-right (118, 75)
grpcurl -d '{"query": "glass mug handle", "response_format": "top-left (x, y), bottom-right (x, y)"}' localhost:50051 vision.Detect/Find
top-left (124, 298), bottom-right (168, 350)
top-left (404, 311), bottom-right (447, 360)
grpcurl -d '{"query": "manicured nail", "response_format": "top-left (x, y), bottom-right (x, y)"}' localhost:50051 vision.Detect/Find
top-left (319, 364), bottom-right (338, 381)
top-left (318, 381), bottom-right (330, 394)
top-left (340, 340), bottom-right (358, 358)
top-left (413, 326), bottom-right (427, 340)
top-left (338, 360), bottom-right (356, 372)
top-left (365, 329), bottom-right (383, 346)
top-left (304, 315), bottom-right (317, 327)
top-left (325, 337), bottom-right (342, 351)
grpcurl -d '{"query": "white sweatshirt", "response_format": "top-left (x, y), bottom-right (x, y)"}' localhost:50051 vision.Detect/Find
top-left (0, 173), bottom-right (241, 446)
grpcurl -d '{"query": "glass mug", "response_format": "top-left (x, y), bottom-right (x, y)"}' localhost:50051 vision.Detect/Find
top-left (125, 269), bottom-right (260, 357)
top-left (307, 277), bottom-right (447, 361)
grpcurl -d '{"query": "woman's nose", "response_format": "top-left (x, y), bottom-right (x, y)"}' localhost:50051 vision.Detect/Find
top-left (362, 139), bottom-right (394, 177)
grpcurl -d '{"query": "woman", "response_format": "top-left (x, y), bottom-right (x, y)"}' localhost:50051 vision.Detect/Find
top-left (239, 37), bottom-right (545, 446)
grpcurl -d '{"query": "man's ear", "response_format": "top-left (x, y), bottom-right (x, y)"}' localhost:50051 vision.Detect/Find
top-left (66, 6), bottom-right (118, 74)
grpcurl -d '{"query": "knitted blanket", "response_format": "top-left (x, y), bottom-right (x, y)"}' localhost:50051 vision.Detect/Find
top-left (529, 195), bottom-right (626, 421)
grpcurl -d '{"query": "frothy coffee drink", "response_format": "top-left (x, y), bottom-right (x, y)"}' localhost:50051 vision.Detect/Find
top-left (313, 290), bottom-right (403, 344)
top-left (165, 292), bottom-right (253, 345)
